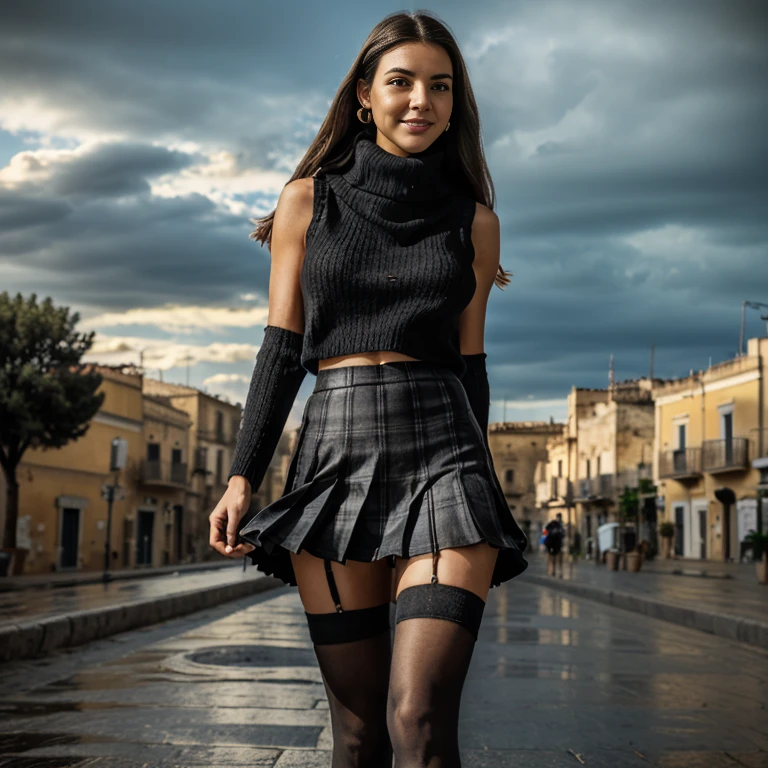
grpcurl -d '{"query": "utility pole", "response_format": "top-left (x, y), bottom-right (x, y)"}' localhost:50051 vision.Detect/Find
top-left (740, 301), bottom-right (768, 356)
top-left (102, 438), bottom-right (128, 583)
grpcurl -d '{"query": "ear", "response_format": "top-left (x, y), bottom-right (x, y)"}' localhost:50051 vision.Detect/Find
top-left (356, 78), bottom-right (371, 109)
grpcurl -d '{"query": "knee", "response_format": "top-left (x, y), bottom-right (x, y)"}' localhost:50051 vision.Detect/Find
top-left (387, 694), bottom-right (436, 756)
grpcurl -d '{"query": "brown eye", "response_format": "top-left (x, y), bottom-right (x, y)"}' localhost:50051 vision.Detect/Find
top-left (388, 78), bottom-right (450, 91)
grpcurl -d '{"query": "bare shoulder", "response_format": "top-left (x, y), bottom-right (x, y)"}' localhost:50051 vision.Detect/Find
top-left (472, 201), bottom-right (499, 236)
top-left (470, 201), bottom-right (500, 272)
top-left (273, 177), bottom-right (315, 250)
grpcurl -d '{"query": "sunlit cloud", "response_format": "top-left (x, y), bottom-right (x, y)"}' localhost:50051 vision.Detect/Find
top-left (84, 334), bottom-right (257, 370)
top-left (86, 305), bottom-right (268, 334)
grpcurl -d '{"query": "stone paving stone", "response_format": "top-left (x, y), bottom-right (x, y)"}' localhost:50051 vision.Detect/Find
top-left (274, 749), bottom-right (332, 766)
top-left (1, 568), bottom-right (767, 764)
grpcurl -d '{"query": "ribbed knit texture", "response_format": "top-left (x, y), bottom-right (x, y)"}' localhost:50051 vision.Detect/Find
top-left (227, 324), bottom-right (307, 488)
top-left (300, 130), bottom-right (478, 378)
top-left (460, 352), bottom-right (491, 450)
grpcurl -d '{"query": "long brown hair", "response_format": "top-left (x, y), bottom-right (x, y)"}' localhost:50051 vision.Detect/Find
top-left (250, 9), bottom-right (511, 289)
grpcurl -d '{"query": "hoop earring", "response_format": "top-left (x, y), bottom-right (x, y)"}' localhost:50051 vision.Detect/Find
top-left (357, 107), bottom-right (372, 124)
top-left (444, 121), bottom-right (450, 132)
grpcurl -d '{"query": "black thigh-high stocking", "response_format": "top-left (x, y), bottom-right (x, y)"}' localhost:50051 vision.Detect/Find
top-left (312, 627), bottom-right (393, 767)
top-left (386, 616), bottom-right (477, 766)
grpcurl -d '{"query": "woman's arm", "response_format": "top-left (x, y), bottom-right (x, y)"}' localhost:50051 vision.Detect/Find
top-left (210, 178), bottom-right (314, 557)
top-left (227, 176), bottom-right (314, 486)
top-left (457, 202), bottom-right (501, 447)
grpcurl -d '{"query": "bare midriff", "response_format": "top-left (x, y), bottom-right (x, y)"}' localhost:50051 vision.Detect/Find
top-left (317, 351), bottom-right (421, 371)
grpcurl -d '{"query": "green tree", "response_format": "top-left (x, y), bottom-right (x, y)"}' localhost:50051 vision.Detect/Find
top-left (0, 292), bottom-right (105, 550)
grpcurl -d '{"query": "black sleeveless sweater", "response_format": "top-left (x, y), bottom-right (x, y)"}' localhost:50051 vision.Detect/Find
top-left (300, 130), bottom-right (478, 378)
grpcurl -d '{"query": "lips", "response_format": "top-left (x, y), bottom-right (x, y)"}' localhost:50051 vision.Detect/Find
top-left (401, 120), bottom-right (432, 126)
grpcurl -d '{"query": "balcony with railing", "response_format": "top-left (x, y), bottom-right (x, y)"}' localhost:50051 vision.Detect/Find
top-left (197, 428), bottom-right (237, 446)
top-left (658, 447), bottom-right (702, 480)
top-left (701, 437), bottom-right (749, 473)
top-left (573, 474), bottom-right (615, 501)
top-left (141, 459), bottom-right (188, 487)
top-left (546, 476), bottom-right (573, 505)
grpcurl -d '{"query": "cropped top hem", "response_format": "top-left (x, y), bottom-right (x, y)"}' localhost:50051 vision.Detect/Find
top-left (301, 341), bottom-right (466, 378)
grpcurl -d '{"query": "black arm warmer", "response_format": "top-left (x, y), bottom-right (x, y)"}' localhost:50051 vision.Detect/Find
top-left (227, 324), bottom-right (307, 490)
top-left (459, 352), bottom-right (490, 449)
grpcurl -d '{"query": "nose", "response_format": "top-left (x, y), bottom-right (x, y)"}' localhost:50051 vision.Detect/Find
top-left (409, 83), bottom-right (432, 111)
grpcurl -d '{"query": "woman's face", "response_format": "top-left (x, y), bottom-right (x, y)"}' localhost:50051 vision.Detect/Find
top-left (358, 42), bottom-right (454, 157)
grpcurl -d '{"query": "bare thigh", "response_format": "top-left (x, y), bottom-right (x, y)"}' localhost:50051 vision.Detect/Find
top-left (291, 549), bottom-right (393, 612)
top-left (393, 541), bottom-right (499, 600)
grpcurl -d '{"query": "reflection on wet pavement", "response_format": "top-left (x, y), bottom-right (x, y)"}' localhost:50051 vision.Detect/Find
top-left (0, 564), bottom-right (254, 625)
top-left (0, 557), bottom-right (767, 766)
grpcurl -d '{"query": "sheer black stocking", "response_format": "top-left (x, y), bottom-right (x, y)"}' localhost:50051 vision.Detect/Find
top-left (386, 617), bottom-right (477, 766)
top-left (313, 627), bottom-right (394, 767)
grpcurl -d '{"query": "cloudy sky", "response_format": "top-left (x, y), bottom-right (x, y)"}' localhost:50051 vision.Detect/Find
top-left (1, 0), bottom-right (766, 427)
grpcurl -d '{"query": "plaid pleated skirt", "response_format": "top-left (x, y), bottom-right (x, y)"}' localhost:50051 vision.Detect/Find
top-left (237, 360), bottom-right (529, 588)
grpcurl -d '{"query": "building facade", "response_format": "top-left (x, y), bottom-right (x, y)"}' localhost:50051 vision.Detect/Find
top-left (488, 421), bottom-right (561, 546)
top-left (535, 380), bottom-right (655, 557)
top-left (653, 336), bottom-right (768, 561)
top-left (0, 365), bottom-right (145, 574)
top-left (0, 366), bottom-right (278, 575)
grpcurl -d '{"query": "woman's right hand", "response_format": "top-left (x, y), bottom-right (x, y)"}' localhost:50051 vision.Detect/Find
top-left (209, 476), bottom-right (256, 558)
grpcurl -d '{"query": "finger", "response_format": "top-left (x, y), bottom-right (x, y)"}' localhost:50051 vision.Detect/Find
top-left (226, 542), bottom-right (255, 558)
top-left (225, 507), bottom-right (242, 549)
top-left (209, 510), bottom-right (227, 548)
top-left (210, 539), bottom-right (231, 556)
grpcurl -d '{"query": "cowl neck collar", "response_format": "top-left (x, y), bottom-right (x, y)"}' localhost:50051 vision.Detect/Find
top-left (322, 131), bottom-right (462, 243)
top-left (339, 131), bottom-right (456, 203)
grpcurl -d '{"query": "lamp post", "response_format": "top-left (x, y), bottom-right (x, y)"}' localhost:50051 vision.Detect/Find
top-left (102, 437), bottom-right (128, 583)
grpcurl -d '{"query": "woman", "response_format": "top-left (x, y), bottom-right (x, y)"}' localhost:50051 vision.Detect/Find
top-left (209, 11), bottom-right (528, 765)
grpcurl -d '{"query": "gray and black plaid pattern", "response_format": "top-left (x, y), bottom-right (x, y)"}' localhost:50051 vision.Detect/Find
top-left (237, 360), bottom-right (528, 588)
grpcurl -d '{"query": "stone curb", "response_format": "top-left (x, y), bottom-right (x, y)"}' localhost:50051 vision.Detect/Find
top-left (523, 573), bottom-right (768, 651)
top-left (0, 575), bottom-right (284, 664)
top-left (0, 560), bottom-right (239, 592)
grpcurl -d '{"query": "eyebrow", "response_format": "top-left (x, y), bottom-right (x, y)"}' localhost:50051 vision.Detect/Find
top-left (382, 67), bottom-right (453, 81)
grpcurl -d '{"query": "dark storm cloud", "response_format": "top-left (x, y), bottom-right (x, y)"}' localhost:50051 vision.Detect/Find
top-left (0, 192), bottom-right (71, 232)
top-left (0, 143), bottom-right (268, 307)
top-left (0, 0), bottom-right (766, 399)
top-left (49, 143), bottom-right (200, 198)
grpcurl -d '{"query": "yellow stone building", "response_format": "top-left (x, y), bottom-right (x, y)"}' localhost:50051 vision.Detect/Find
top-left (140, 379), bottom-right (243, 559)
top-left (0, 365), bottom-right (268, 575)
top-left (488, 421), bottom-right (561, 546)
top-left (535, 379), bottom-right (655, 556)
top-left (653, 336), bottom-right (768, 561)
top-left (0, 365), bottom-right (145, 574)
top-left (136, 394), bottom-right (194, 566)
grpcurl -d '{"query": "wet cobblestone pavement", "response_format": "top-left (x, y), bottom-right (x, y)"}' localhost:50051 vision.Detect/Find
top-left (1, 565), bottom-right (767, 767)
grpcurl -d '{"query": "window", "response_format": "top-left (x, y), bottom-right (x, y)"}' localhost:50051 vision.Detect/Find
top-left (216, 449), bottom-right (224, 485)
top-left (147, 443), bottom-right (160, 461)
top-left (586, 459), bottom-right (591, 479)
top-left (215, 410), bottom-right (224, 442)
top-left (505, 469), bottom-right (514, 484)
top-left (557, 460), bottom-right (563, 478)
top-left (677, 423), bottom-right (687, 451)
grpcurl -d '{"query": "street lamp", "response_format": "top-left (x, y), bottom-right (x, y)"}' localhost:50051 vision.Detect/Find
top-left (102, 437), bottom-right (128, 583)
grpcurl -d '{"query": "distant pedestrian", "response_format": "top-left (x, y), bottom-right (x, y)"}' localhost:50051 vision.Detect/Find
top-left (544, 513), bottom-right (565, 577)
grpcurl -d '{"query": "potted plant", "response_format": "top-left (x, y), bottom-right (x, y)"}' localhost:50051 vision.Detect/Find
top-left (605, 547), bottom-right (620, 571)
top-left (659, 520), bottom-right (675, 559)
top-left (745, 531), bottom-right (768, 585)
top-left (626, 548), bottom-right (643, 572)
